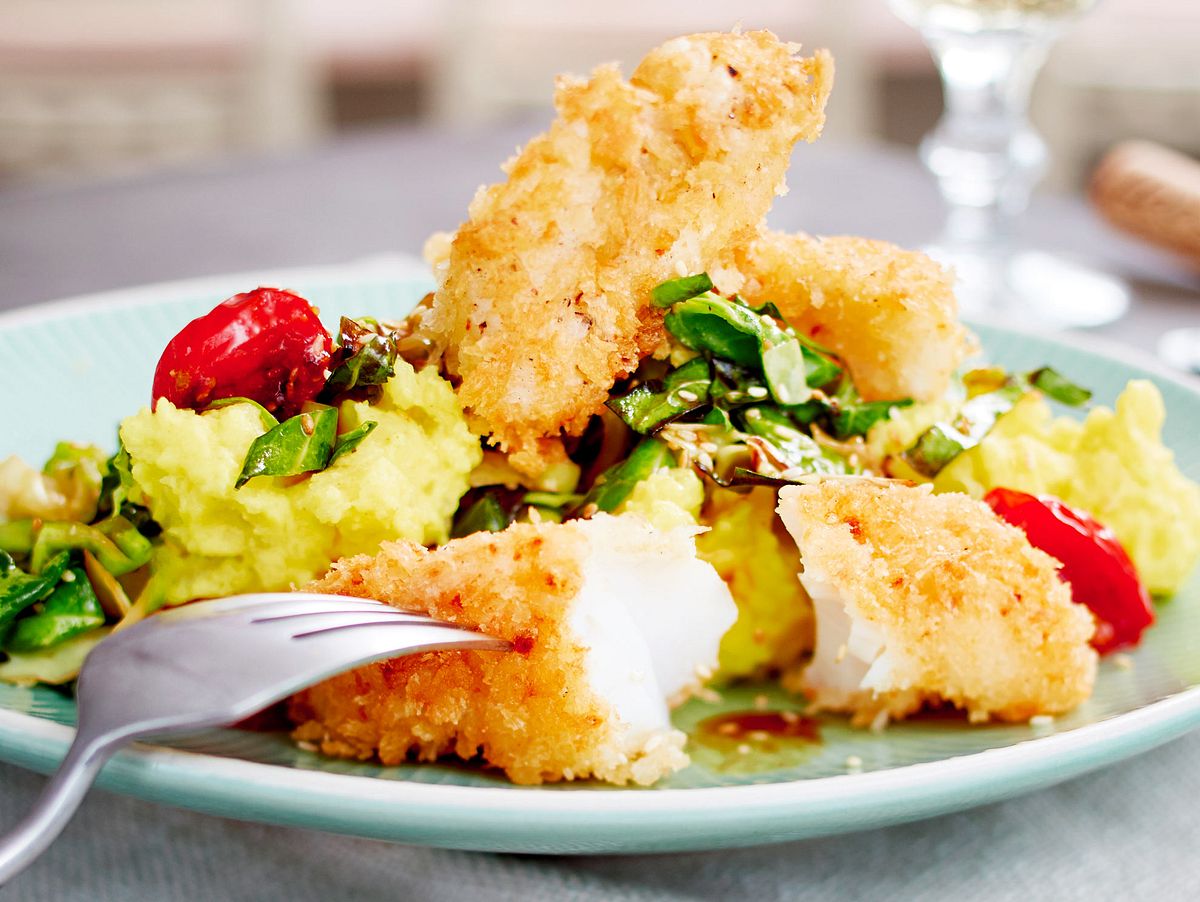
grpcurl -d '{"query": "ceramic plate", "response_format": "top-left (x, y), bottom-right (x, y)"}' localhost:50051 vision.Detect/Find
top-left (2, 261), bottom-right (1198, 854)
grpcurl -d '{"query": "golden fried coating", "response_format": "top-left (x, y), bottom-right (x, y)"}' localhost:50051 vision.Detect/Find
top-left (777, 479), bottom-right (1097, 726)
top-left (290, 515), bottom-right (734, 785)
top-left (725, 231), bottom-right (972, 403)
top-left (418, 31), bottom-right (833, 474)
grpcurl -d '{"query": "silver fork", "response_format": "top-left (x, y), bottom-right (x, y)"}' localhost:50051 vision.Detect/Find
top-left (0, 592), bottom-right (508, 885)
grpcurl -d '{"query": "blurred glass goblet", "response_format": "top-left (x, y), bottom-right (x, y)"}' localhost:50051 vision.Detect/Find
top-left (888, 0), bottom-right (1129, 328)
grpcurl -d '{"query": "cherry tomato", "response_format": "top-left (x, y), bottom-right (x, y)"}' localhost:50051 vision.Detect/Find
top-left (152, 288), bottom-right (331, 418)
top-left (984, 487), bottom-right (1154, 654)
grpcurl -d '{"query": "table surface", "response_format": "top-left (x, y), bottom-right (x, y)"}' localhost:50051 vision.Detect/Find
top-left (2, 125), bottom-right (1200, 902)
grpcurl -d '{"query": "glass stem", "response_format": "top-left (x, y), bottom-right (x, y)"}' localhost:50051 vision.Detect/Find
top-left (921, 28), bottom-right (1053, 251)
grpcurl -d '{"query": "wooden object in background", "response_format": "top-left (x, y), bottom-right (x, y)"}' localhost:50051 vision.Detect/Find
top-left (1091, 141), bottom-right (1200, 270)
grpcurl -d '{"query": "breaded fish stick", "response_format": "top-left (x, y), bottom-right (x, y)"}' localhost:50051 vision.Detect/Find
top-left (419, 32), bottom-right (833, 474)
top-left (727, 232), bottom-right (971, 403)
top-left (290, 515), bottom-right (736, 785)
top-left (777, 479), bottom-right (1096, 727)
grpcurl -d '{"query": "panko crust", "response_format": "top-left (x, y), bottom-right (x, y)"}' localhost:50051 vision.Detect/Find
top-left (778, 480), bottom-right (1097, 725)
top-left (419, 31), bottom-right (833, 474)
top-left (725, 231), bottom-right (972, 403)
top-left (288, 522), bottom-right (686, 785)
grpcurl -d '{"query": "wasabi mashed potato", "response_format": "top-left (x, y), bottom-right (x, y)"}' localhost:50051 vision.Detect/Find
top-left (934, 380), bottom-right (1200, 595)
top-left (121, 361), bottom-right (481, 605)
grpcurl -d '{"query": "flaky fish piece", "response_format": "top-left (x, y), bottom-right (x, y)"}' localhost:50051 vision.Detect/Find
top-left (776, 479), bottom-right (1097, 727)
top-left (419, 31), bottom-right (833, 474)
top-left (289, 514), bottom-right (736, 785)
top-left (723, 231), bottom-right (972, 403)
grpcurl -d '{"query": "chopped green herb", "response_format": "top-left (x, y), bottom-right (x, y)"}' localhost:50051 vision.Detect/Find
top-left (29, 519), bottom-right (152, 577)
top-left (739, 406), bottom-right (850, 475)
top-left (579, 438), bottom-right (675, 514)
top-left (3, 566), bottom-right (105, 654)
top-left (451, 493), bottom-right (516, 539)
top-left (328, 421), bottom-right (378, 467)
top-left (831, 398), bottom-right (914, 439)
top-left (796, 340), bottom-right (843, 390)
top-left (709, 360), bottom-right (768, 410)
top-left (235, 406), bottom-right (340, 488)
top-left (322, 317), bottom-right (398, 399)
top-left (904, 425), bottom-right (967, 477)
top-left (523, 491), bottom-right (584, 510)
top-left (651, 273), bottom-right (714, 307)
top-left (902, 383), bottom-right (1024, 477)
top-left (607, 357), bottom-right (712, 433)
top-left (1029, 367), bottom-right (1092, 406)
top-left (760, 341), bottom-right (809, 406)
top-left (663, 293), bottom-right (841, 405)
top-left (664, 294), bottom-right (765, 366)
top-left (0, 551), bottom-right (70, 632)
top-left (94, 444), bottom-right (140, 522)
top-left (748, 300), bottom-right (786, 320)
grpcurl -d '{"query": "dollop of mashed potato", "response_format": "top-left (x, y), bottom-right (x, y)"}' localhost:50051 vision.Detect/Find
top-left (121, 362), bottom-right (481, 605)
top-left (618, 467), bottom-right (704, 531)
top-left (697, 488), bottom-right (813, 680)
top-left (934, 380), bottom-right (1200, 595)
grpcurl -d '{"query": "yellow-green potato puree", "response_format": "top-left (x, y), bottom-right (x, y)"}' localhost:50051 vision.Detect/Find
top-left (934, 380), bottom-right (1200, 595)
top-left (120, 362), bottom-right (481, 605)
top-left (618, 467), bottom-right (704, 531)
top-left (697, 488), bottom-right (813, 680)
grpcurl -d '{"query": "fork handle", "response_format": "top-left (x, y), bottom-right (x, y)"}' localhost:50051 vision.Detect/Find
top-left (0, 731), bottom-right (121, 886)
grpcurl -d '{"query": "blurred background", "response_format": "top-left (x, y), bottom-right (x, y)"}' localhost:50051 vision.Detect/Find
top-left (0, 0), bottom-right (1196, 190)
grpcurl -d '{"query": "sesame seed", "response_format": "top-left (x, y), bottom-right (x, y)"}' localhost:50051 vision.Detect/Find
top-left (526, 506), bottom-right (543, 524)
top-left (737, 744), bottom-right (752, 756)
top-left (718, 722), bottom-right (740, 736)
top-left (1113, 653), bottom-right (1135, 671)
top-left (581, 503), bottom-right (599, 518)
top-left (747, 386), bottom-right (769, 399)
top-left (1029, 715), bottom-right (1054, 727)
top-left (835, 643), bottom-right (848, 663)
top-left (297, 741), bottom-right (318, 753)
top-left (845, 755), bottom-right (863, 771)
top-left (677, 389), bottom-right (699, 403)
top-left (61, 570), bottom-right (76, 583)
top-left (749, 730), bottom-right (770, 742)
top-left (300, 413), bottom-right (315, 436)
top-left (781, 711), bottom-right (799, 724)
top-left (695, 687), bottom-right (723, 704)
top-left (753, 694), bottom-right (769, 711)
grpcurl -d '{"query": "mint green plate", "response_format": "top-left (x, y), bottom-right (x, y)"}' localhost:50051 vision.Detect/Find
top-left (2, 261), bottom-right (1199, 854)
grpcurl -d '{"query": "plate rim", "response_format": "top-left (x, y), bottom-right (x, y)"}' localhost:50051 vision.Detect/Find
top-left (2, 263), bottom-right (1200, 850)
top-left (3, 685), bottom-right (1200, 816)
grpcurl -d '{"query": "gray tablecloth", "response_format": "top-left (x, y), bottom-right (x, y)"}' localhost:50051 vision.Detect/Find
top-left (2, 126), bottom-right (1199, 901)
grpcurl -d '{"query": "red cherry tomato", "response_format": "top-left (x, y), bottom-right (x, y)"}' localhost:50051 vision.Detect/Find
top-left (152, 288), bottom-right (331, 418)
top-left (984, 487), bottom-right (1154, 654)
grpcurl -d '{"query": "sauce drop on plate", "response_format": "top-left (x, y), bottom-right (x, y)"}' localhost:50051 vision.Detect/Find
top-left (698, 711), bottom-right (821, 743)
